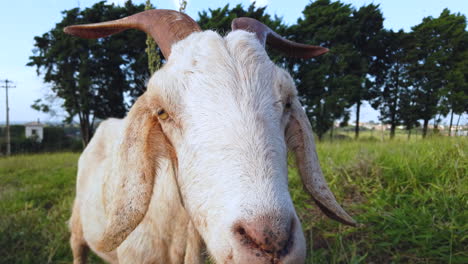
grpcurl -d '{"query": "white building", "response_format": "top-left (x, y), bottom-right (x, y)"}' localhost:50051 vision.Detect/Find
top-left (25, 121), bottom-right (44, 142)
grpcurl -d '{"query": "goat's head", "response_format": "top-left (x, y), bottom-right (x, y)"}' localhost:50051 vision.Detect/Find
top-left (65, 10), bottom-right (355, 264)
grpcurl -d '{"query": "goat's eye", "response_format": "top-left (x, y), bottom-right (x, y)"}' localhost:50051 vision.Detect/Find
top-left (157, 109), bottom-right (169, 120)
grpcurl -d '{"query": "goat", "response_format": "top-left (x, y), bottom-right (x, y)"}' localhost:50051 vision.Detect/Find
top-left (64, 10), bottom-right (356, 264)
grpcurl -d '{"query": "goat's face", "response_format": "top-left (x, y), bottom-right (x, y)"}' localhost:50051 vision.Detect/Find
top-left (147, 31), bottom-right (304, 263)
top-left (64, 10), bottom-right (355, 264)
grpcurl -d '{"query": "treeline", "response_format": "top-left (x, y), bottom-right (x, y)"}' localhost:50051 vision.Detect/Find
top-left (0, 126), bottom-right (82, 154)
top-left (285, 1), bottom-right (467, 139)
top-left (28, 0), bottom-right (467, 145)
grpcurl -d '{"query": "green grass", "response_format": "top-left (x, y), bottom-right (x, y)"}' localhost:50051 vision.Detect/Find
top-left (291, 137), bottom-right (468, 263)
top-left (1, 137), bottom-right (467, 263)
top-left (0, 153), bottom-right (103, 264)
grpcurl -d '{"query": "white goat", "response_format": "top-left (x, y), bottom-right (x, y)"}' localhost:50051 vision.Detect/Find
top-left (65, 10), bottom-right (356, 264)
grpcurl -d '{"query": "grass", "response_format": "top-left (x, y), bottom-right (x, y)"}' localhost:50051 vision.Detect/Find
top-left (1, 137), bottom-right (467, 263)
top-left (0, 153), bottom-right (103, 264)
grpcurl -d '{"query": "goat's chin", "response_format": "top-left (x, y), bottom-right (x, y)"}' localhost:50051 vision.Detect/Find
top-left (213, 242), bottom-right (306, 264)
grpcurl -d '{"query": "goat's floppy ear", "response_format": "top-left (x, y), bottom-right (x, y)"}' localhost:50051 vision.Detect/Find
top-left (286, 99), bottom-right (356, 226)
top-left (96, 93), bottom-right (171, 252)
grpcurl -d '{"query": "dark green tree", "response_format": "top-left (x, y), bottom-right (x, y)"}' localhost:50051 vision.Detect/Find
top-left (28, 1), bottom-right (149, 146)
top-left (439, 15), bottom-right (468, 135)
top-left (348, 3), bottom-right (384, 139)
top-left (289, 0), bottom-right (358, 140)
top-left (407, 9), bottom-right (467, 137)
top-left (370, 30), bottom-right (411, 139)
top-left (398, 85), bottom-right (420, 139)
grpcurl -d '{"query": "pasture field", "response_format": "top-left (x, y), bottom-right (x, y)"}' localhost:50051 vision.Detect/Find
top-left (0, 137), bottom-right (466, 264)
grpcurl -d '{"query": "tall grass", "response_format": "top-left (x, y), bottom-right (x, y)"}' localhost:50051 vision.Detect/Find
top-left (290, 137), bottom-right (467, 263)
top-left (1, 138), bottom-right (466, 263)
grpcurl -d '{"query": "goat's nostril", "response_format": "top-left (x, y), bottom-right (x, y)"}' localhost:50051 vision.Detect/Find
top-left (233, 216), bottom-right (294, 258)
top-left (237, 227), bottom-right (246, 235)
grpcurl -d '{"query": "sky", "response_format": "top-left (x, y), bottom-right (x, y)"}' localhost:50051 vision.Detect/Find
top-left (0, 0), bottom-right (467, 124)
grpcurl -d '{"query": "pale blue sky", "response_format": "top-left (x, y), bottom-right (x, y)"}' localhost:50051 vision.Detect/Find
top-left (0, 0), bottom-right (467, 124)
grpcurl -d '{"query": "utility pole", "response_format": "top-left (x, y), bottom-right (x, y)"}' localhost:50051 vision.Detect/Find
top-left (1, 79), bottom-right (15, 156)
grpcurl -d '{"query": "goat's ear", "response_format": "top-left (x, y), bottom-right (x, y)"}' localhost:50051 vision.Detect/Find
top-left (286, 99), bottom-right (356, 226)
top-left (96, 93), bottom-right (171, 252)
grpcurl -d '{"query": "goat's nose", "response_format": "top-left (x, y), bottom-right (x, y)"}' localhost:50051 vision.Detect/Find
top-left (233, 215), bottom-right (294, 257)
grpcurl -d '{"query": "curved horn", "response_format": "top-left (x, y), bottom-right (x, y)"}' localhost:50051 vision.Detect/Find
top-left (231, 17), bottom-right (328, 59)
top-left (64, 9), bottom-right (201, 58)
top-left (287, 99), bottom-right (356, 226)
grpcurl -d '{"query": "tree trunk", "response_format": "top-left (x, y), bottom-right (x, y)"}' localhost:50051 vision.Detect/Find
top-left (433, 117), bottom-right (439, 135)
top-left (79, 113), bottom-right (93, 148)
top-left (381, 122), bottom-right (384, 141)
top-left (80, 122), bottom-right (90, 148)
top-left (449, 110), bottom-right (454, 136)
top-left (390, 111), bottom-right (397, 139)
top-left (455, 114), bottom-right (462, 136)
top-left (390, 123), bottom-right (396, 139)
top-left (422, 119), bottom-right (429, 138)
top-left (407, 128), bottom-right (411, 140)
top-left (355, 101), bottom-right (361, 139)
top-left (80, 125), bottom-right (88, 147)
top-left (317, 132), bottom-right (324, 142)
top-left (329, 121), bottom-right (334, 142)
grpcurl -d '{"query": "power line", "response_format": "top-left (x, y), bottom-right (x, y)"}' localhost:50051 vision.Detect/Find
top-left (1, 79), bottom-right (16, 156)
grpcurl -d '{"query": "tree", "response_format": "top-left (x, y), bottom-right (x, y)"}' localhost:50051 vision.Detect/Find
top-left (407, 9), bottom-right (467, 137)
top-left (439, 14), bottom-right (468, 135)
top-left (289, 0), bottom-right (358, 140)
top-left (371, 30), bottom-right (411, 139)
top-left (398, 85), bottom-right (420, 139)
top-left (348, 3), bottom-right (384, 139)
top-left (28, 1), bottom-right (149, 146)
top-left (443, 57), bottom-right (468, 135)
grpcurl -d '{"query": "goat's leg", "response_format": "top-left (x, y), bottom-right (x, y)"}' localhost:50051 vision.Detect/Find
top-left (70, 202), bottom-right (89, 264)
top-left (71, 233), bottom-right (89, 264)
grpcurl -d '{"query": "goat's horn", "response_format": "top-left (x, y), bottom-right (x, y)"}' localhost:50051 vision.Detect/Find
top-left (231, 17), bottom-right (328, 59)
top-left (287, 100), bottom-right (356, 226)
top-left (64, 9), bottom-right (201, 59)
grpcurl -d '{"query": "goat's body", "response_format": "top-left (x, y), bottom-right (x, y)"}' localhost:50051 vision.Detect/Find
top-left (71, 118), bottom-right (204, 264)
